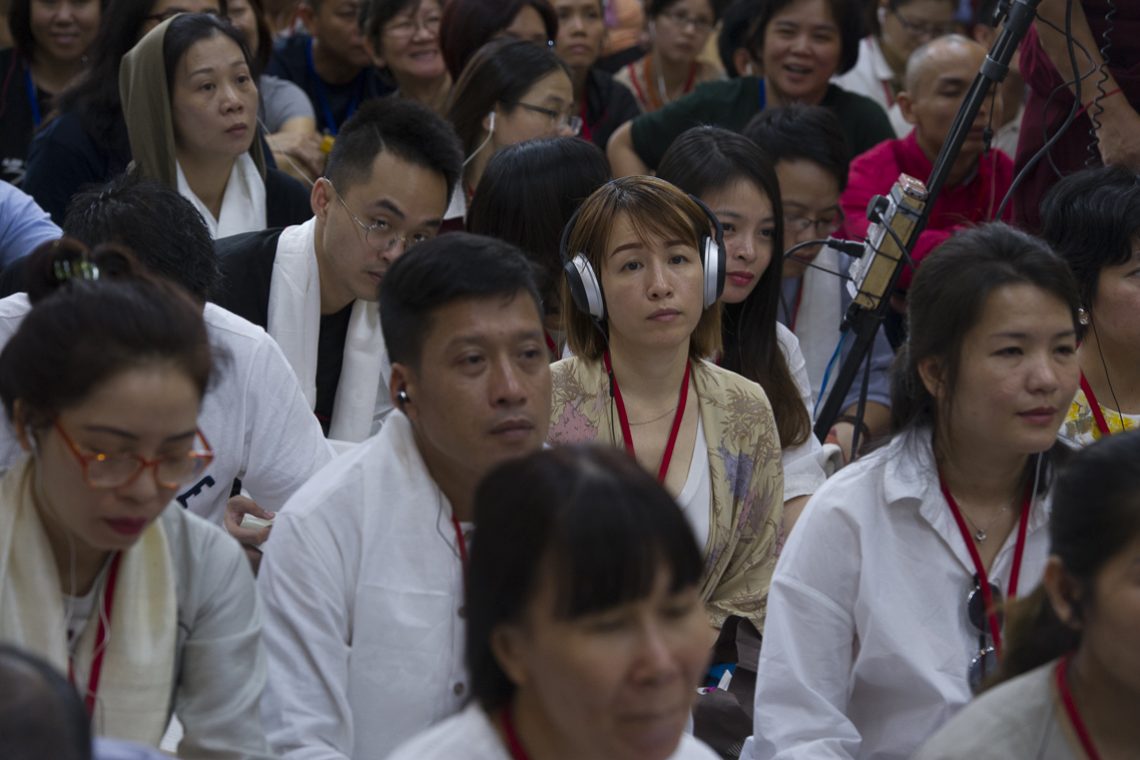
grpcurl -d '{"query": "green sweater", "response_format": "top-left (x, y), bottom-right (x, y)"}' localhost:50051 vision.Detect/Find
top-left (630, 77), bottom-right (894, 169)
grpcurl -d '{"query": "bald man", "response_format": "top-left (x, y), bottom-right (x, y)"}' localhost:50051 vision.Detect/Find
top-left (838, 35), bottom-right (1013, 295)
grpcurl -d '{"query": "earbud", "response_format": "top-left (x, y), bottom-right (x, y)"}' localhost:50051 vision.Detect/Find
top-left (1078, 307), bottom-right (1090, 326)
top-left (487, 111), bottom-right (496, 134)
top-left (397, 389), bottom-right (410, 406)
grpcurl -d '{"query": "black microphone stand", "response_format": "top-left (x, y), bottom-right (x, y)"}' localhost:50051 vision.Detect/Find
top-left (813, 0), bottom-right (1043, 445)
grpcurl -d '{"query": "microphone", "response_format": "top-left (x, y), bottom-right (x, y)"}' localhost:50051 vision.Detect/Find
top-left (846, 173), bottom-right (929, 312)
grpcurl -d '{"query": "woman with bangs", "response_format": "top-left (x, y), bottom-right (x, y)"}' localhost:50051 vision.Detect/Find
top-left (387, 445), bottom-right (720, 760)
top-left (547, 175), bottom-right (785, 636)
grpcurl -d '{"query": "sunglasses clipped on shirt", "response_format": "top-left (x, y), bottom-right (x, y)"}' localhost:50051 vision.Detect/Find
top-left (966, 573), bottom-right (1004, 694)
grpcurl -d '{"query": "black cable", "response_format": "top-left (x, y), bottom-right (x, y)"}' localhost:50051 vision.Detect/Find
top-left (1032, 10), bottom-right (1097, 178)
top-left (781, 240), bottom-right (855, 281)
top-left (849, 342), bottom-right (875, 461)
top-left (996, 0), bottom-right (1084, 221)
top-left (1090, 319), bottom-right (1127, 431)
top-left (1085, 0), bottom-right (1116, 167)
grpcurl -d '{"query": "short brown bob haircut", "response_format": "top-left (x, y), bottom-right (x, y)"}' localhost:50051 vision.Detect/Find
top-left (561, 176), bottom-right (722, 361)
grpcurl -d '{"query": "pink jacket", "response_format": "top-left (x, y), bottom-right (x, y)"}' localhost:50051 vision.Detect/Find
top-left (839, 131), bottom-right (1013, 291)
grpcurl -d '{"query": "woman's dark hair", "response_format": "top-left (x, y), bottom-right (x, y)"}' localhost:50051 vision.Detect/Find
top-left (717, 0), bottom-right (760, 77)
top-left (445, 37), bottom-right (571, 158)
top-left (647, 0), bottom-right (729, 20)
top-left (236, 0), bottom-right (273, 72)
top-left (891, 223), bottom-right (1080, 437)
top-left (467, 137), bottom-right (610, 317)
top-left (163, 13), bottom-right (253, 101)
top-left (438, 0), bottom-right (558, 81)
top-left (997, 431), bottom-right (1140, 684)
top-left (1039, 165), bottom-right (1140, 312)
top-left (658, 126), bottom-right (809, 448)
top-left (380, 232), bottom-right (543, 370)
top-left (0, 240), bottom-right (214, 428)
top-left (743, 0), bottom-right (861, 76)
top-left (53, 0), bottom-right (228, 148)
top-left (466, 445), bottom-right (704, 712)
top-left (0, 645), bottom-right (92, 760)
top-left (743, 104), bottom-right (851, 193)
top-left (8, 0), bottom-right (111, 61)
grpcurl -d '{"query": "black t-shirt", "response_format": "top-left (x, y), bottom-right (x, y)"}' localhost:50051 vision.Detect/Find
top-left (314, 304), bottom-right (352, 435)
top-left (0, 49), bottom-right (52, 186)
top-left (213, 227), bottom-right (356, 437)
top-left (267, 35), bottom-right (394, 135)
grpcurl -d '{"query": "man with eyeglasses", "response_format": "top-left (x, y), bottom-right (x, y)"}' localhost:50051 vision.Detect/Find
top-left (839, 35), bottom-right (1011, 316)
top-left (835, 0), bottom-right (959, 137)
top-left (213, 98), bottom-right (462, 444)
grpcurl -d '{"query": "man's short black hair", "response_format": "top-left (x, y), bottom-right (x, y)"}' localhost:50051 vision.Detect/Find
top-left (380, 232), bottom-right (543, 369)
top-left (325, 98), bottom-right (463, 197)
top-left (63, 174), bottom-right (220, 301)
top-left (744, 105), bottom-right (852, 192)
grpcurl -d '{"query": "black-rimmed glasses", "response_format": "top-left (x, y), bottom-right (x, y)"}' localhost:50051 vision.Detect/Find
top-left (507, 101), bottom-right (583, 136)
top-left (889, 6), bottom-right (957, 40)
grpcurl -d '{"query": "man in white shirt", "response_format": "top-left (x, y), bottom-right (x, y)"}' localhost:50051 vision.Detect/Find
top-left (0, 176), bottom-right (332, 529)
top-left (257, 233), bottom-right (553, 759)
top-left (213, 97), bottom-right (463, 444)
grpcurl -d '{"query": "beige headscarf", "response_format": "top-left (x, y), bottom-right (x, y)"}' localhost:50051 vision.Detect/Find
top-left (0, 458), bottom-right (177, 745)
top-left (119, 14), bottom-right (267, 187)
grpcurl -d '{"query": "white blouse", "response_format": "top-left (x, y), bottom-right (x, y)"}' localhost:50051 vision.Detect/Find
top-left (743, 428), bottom-right (1052, 760)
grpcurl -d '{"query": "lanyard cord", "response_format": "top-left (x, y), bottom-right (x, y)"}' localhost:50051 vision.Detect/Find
top-left (603, 350), bottom-right (691, 483)
top-left (938, 475), bottom-right (1031, 657)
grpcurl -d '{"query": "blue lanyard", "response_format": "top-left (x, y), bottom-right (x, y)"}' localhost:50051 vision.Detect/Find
top-left (24, 67), bottom-right (41, 127)
top-left (305, 37), bottom-right (360, 136)
top-left (757, 77), bottom-right (766, 112)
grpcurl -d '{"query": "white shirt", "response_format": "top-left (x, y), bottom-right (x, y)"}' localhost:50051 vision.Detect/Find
top-left (386, 703), bottom-right (723, 760)
top-left (258, 411), bottom-right (468, 759)
top-left (0, 296), bottom-right (334, 525)
top-left (743, 428), bottom-right (1051, 760)
top-left (776, 323), bottom-right (828, 501)
top-left (676, 414), bottom-right (711, 552)
top-left (833, 36), bottom-right (911, 138)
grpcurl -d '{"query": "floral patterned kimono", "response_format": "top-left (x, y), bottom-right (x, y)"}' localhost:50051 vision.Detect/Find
top-left (548, 356), bottom-right (785, 631)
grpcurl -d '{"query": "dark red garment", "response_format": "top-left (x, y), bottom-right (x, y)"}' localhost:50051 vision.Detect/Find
top-left (839, 131), bottom-right (1013, 291)
top-left (1014, 6), bottom-right (1140, 233)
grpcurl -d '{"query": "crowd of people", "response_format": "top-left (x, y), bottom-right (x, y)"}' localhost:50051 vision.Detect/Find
top-left (0, 0), bottom-right (1138, 758)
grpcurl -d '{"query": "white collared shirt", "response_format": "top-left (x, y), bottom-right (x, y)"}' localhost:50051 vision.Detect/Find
top-left (743, 428), bottom-right (1051, 760)
top-left (258, 412), bottom-right (469, 759)
top-left (833, 36), bottom-right (912, 138)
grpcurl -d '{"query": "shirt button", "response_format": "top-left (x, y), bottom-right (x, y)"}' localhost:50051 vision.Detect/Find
top-left (453, 682), bottom-right (465, 696)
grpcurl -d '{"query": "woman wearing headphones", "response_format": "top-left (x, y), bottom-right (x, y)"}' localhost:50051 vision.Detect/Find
top-left (547, 175), bottom-right (784, 634)
top-left (1040, 166), bottom-right (1140, 446)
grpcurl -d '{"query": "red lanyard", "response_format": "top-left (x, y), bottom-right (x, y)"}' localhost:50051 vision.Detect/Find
top-left (450, 513), bottom-right (468, 576)
top-left (544, 330), bottom-right (558, 361)
top-left (938, 475), bottom-right (1031, 657)
top-left (603, 350), bottom-right (691, 483)
top-left (1079, 373), bottom-right (1113, 438)
top-left (630, 56), bottom-right (696, 111)
top-left (578, 99), bottom-right (593, 143)
top-left (1055, 655), bottom-right (1103, 760)
top-left (501, 705), bottom-right (530, 760)
top-left (68, 552), bottom-right (123, 716)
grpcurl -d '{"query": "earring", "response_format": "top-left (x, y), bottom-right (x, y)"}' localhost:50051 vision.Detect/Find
top-left (397, 389), bottom-right (410, 406)
top-left (1078, 307), bottom-right (1090, 326)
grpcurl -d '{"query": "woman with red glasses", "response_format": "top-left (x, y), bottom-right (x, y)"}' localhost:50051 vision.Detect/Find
top-left (746, 224), bottom-right (1081, 758)
top-left (0, 242), bottom-right (271, 757)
